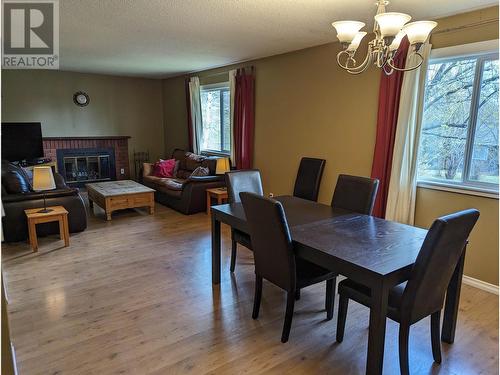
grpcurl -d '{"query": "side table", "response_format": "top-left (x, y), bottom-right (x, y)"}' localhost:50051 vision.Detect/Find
top-left (206, 187), bottom-right (228, 215)
top-left (24, 206), bottom-right (70, 252)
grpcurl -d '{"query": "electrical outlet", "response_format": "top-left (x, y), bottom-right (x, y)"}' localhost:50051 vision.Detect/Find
top-left (120, 168), bottom-right (125, 174)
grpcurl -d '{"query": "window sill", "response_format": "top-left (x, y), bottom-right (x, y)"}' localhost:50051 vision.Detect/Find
top-left (417, 180), bottom-right (499, 199)
top-left (201, 150), bottom-right (230, 158)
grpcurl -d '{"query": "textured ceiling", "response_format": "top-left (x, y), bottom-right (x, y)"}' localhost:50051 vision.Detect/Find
top-left (59, 0), bottom-right (496, 78)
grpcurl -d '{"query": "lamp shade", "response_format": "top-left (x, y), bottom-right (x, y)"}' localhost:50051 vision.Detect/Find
top-left (402, 21), bottom-right (437, 44)
top-left (347, 31), bottom-right (367, 52)
top-left (215, 158), bottom-right (230, 175)
top-left (389, 30), bottom-right (406, 51)
top-left (331, 21), bottom-right (365, 44)
top-left (374, 12), bottom-right (411, 37)
top-left (32, 166), bottom-right (56, 191)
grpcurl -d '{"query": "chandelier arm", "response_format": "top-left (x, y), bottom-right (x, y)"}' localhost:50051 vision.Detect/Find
top-left (387, 51), bottom-right (424, 72)
top-left (346, 52), bottom-right (374, 75)
top-left (336, 47), bottom-right (372, 73)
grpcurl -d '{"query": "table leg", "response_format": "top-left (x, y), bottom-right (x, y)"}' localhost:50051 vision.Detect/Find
top-left (28, 220), bottom-right (38, 252)
top-left (211, 212), bottom-right (221, 284)
top-left (206, 192), bottom-right (211, 215)
top-left (88, 198), bottom-right (94, 209)
top-left (63, 215), bottom-right (70, 247)
top-left (149, 203), bottom-right (154, 215)
top-left (58, 217), bottom-right (64, 240)
top-left (366, 281), bottom-right (389, 375)
top-left (442, 245), bottom-right (466, 343)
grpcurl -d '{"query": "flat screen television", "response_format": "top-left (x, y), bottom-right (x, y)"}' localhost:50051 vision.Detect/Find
top-left (1, 122), bottom-right (44, 162)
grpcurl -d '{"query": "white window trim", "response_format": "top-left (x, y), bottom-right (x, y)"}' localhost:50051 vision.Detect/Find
top-left (417, 40), bottom-right (499, 197)
top-left (199, 81), bottom-right (231, 155)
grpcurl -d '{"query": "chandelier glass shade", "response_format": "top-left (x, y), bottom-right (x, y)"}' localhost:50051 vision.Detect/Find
top-left (332, 1), bottom-right (437, 75)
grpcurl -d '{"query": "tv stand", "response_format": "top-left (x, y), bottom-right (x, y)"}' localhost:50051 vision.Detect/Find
top-left (16, 158), bottom-right (52, 167)
top-left (21, 160), bottom-right (58, 173)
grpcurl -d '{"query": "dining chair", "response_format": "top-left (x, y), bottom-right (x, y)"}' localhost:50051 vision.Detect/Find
top-left (225, 169), bottom-right (263, 272)
top-left (240, 192), bottom-right (337, 343)
top-left (331, 174), bottom-right (379, 215)
top-left (293, 157), bottom-right (326, 202)
top-left (335, 209), bottom-right (480, 375)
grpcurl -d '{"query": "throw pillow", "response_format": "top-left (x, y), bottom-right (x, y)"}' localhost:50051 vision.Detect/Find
top-left (153, 159), bottom-right (176, 178)
top-left (190, 166), bottom-right (209, 177)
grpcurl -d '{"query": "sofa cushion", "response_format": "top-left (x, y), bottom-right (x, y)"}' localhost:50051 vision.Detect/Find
top-left (3, 170), bottom-right (31, 194)
top-left (176, 169), bottom-right (192, 179)
top-left (143, 175), bottom-right (186, 191)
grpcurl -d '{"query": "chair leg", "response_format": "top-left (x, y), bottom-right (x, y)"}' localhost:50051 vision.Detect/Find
top-left (295, 289), bottom-right (301, 300)
top-left (281, 291), bottom-right (295, 343)
top-left (336, 293), bottom-right (348, 343)
top-left (325, 277), bottom-right (336, 320)
top-left (252, 275), bottom-right (263, 319)
top-left (230, 240), bottom-right (237, 272)
top-left (399, 323), bottom-right (410, 375)
top-left (431, 311), bottom-right (442, 364)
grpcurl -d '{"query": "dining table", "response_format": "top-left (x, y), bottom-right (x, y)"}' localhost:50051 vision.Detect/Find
top-left (210, 196), bottom-right (467, 375)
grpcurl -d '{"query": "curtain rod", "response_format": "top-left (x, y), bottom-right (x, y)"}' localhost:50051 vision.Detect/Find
top-left (433, 18), bottom-right (498, 35)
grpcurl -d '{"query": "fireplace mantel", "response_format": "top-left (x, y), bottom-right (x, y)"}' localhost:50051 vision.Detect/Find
top-left (42, 136), bottom-right (130, 180)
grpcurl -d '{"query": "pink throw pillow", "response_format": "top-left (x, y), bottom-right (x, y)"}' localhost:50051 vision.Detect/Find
top-left (153, 158), bottom-right (176, 178)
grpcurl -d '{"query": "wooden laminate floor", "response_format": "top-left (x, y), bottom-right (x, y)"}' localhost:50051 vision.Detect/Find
top-left (2, 201), bottom-right (498, 375)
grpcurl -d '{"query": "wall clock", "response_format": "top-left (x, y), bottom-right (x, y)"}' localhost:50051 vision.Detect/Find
top-left (73, 91), bottom-right (90, 107)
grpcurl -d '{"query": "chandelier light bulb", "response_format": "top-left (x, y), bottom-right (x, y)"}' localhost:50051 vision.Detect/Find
top-left (347, 32), bottom-right (367, 52)
top-left (389, 30), bottom-right (406, 51)
top-left (402, 21), bottom-right (438, 44)
top-left (331, 21), bottom-right (365, 44)
top-left (374, 12), bottom-right (411, 37)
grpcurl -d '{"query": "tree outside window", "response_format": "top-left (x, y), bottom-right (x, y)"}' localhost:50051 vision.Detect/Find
top-left (417, 53), bottom-right (499, 190)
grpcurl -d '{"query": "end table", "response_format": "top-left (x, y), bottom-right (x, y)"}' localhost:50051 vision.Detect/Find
top-left (206, 187), bottom-right (228, 215)
top-left (24, 206), bottom-right (70, 252)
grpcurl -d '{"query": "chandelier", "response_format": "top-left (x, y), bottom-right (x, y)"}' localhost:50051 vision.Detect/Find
top-left (331, 1), bottom-right (437, 75)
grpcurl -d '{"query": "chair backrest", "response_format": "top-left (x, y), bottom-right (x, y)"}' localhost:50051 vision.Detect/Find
top-left (225, 170), bottom-right (263, 203)
top-left (240, 192), bottom-right (296, 292)
top-left (331, 174), bottom-right (379, 215)
top-left (293, 157), bottom-right (326, 202)
top-left (401, 209), bottom-right (480, 323)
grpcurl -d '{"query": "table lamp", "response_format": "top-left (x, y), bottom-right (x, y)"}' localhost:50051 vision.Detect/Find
top-left (215, 157), bottom-right (230, 175)
top-left (32, 166), bottom-right (56, 213)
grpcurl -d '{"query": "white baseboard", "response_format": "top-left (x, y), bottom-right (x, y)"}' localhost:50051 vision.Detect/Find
top-left (462, 275), bottom-right (499, 295)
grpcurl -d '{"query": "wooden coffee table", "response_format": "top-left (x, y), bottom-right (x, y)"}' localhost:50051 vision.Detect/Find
top-left (24, 206), bottom-right (69, 252)
top-left (86, 180), bottom-right (155, 221)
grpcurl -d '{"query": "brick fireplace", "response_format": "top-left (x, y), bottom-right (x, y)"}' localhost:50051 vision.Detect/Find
top-left (42, 136), bottom-right (131, 183)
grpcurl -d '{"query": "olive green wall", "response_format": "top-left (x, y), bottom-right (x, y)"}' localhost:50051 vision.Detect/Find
top-left (1, 70), bottom-right (165, 172)
top-left (161, 6), bottom-right (499, 285)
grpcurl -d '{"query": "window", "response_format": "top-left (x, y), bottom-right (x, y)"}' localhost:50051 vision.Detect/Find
top-left (417, 52), bottom-right (499, 193)
top-left (200, 83), bottom-right (231, 154)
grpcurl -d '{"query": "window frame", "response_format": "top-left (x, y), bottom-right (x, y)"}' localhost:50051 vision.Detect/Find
top-left (199, 82), bottom-right (231, 156)
top-left (417, 41), bottom-right (499, 198)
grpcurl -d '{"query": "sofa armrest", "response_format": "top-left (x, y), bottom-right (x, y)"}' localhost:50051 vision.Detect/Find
top-left (187, 175), bottom-right (224, 183)
top-left (2, 188), bottom-right (79, 203)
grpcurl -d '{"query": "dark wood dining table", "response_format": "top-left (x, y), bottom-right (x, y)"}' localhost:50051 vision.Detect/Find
top-left (210, 196), bottom-right (466, 375)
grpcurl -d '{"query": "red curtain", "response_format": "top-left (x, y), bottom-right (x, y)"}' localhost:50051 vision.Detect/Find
top-left (370, 38), bottom-right (409, 218)
top-left (233, 67), bottom-right (255, 169)
top-left (185, 77), bottom-right (193, 152)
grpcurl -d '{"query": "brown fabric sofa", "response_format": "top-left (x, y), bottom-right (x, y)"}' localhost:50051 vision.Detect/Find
top-left (142, 149), bottom-right (225, 214)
